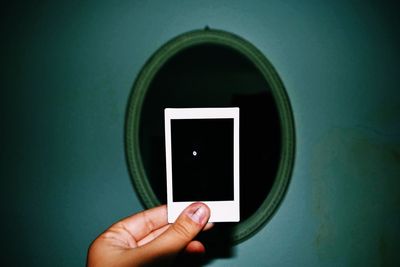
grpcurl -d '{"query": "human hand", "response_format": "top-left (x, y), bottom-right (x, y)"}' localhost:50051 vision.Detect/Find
top-left (87, 202), bottom-right (212, 267)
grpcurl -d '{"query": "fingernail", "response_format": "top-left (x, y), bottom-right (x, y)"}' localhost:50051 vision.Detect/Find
top-left (190, 205), bottom-right (207, 224)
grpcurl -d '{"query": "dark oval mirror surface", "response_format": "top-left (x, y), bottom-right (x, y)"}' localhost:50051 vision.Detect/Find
top-left (139, 44), bottom-right (281, 221)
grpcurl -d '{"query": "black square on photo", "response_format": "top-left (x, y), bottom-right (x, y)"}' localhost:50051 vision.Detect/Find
top-left (171, 118), bottom-right (234, 201)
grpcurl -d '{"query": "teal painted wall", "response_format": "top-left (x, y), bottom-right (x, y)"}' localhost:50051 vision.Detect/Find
top-left (1, 1), bottom-right (399, 266)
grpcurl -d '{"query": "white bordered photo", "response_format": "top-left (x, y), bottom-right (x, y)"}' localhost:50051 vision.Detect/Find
top-left (164, 107), bottom-right (240, 223)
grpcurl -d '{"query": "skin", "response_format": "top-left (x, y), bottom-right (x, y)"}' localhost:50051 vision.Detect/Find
top-left (87, 202), bottom-right (212, 267)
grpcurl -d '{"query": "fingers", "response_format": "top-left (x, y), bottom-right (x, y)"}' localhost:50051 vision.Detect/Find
top-left (107, 204), bottom-right (213, 249)
top-left (203, 222), bottom-right (214, 231)
top-left (154, 202), bottom-right (210, 251)
top-left (117, 205), bottom-right (168, 242)
top-left (131, 203), bottom-right (210, 263)
top-left (137, 224), bottom-right (170, 247)
top-left (185, 240), bottom-right (206, 254)
top-left (137, 220), bottom-right (214, 247)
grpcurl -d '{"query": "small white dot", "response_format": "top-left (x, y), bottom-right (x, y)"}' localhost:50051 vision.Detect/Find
top-left (192, 151), bottom-right (197, 156)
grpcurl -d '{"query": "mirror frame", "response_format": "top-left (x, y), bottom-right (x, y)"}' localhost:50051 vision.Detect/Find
top-left (125, 29), bottom-right (295, 244)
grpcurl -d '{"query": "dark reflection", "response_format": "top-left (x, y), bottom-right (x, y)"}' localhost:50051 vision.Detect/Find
top-left (232, 91), bottom-right (281, 220)
top-left (139, 44), bottom-right (281, 254)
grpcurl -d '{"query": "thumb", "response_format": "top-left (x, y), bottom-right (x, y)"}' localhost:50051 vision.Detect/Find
top-left (136, 202), bottom-right (210, 263)
top-left (164, 202), bottom-right (210, 246)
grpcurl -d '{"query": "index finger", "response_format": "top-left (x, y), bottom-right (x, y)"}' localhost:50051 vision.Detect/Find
top-left (118, 205), bottom-right (168, 242)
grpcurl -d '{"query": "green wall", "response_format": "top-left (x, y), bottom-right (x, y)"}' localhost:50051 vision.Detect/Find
top-left (1, 1), bottom-right (399, 266)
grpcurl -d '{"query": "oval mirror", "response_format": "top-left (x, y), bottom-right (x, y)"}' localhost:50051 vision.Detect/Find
top-left (126, 29), bottom-right (295, 244)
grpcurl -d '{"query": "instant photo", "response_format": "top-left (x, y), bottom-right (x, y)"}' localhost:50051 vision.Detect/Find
top-left (165, 108), bottom-right (240, 223)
